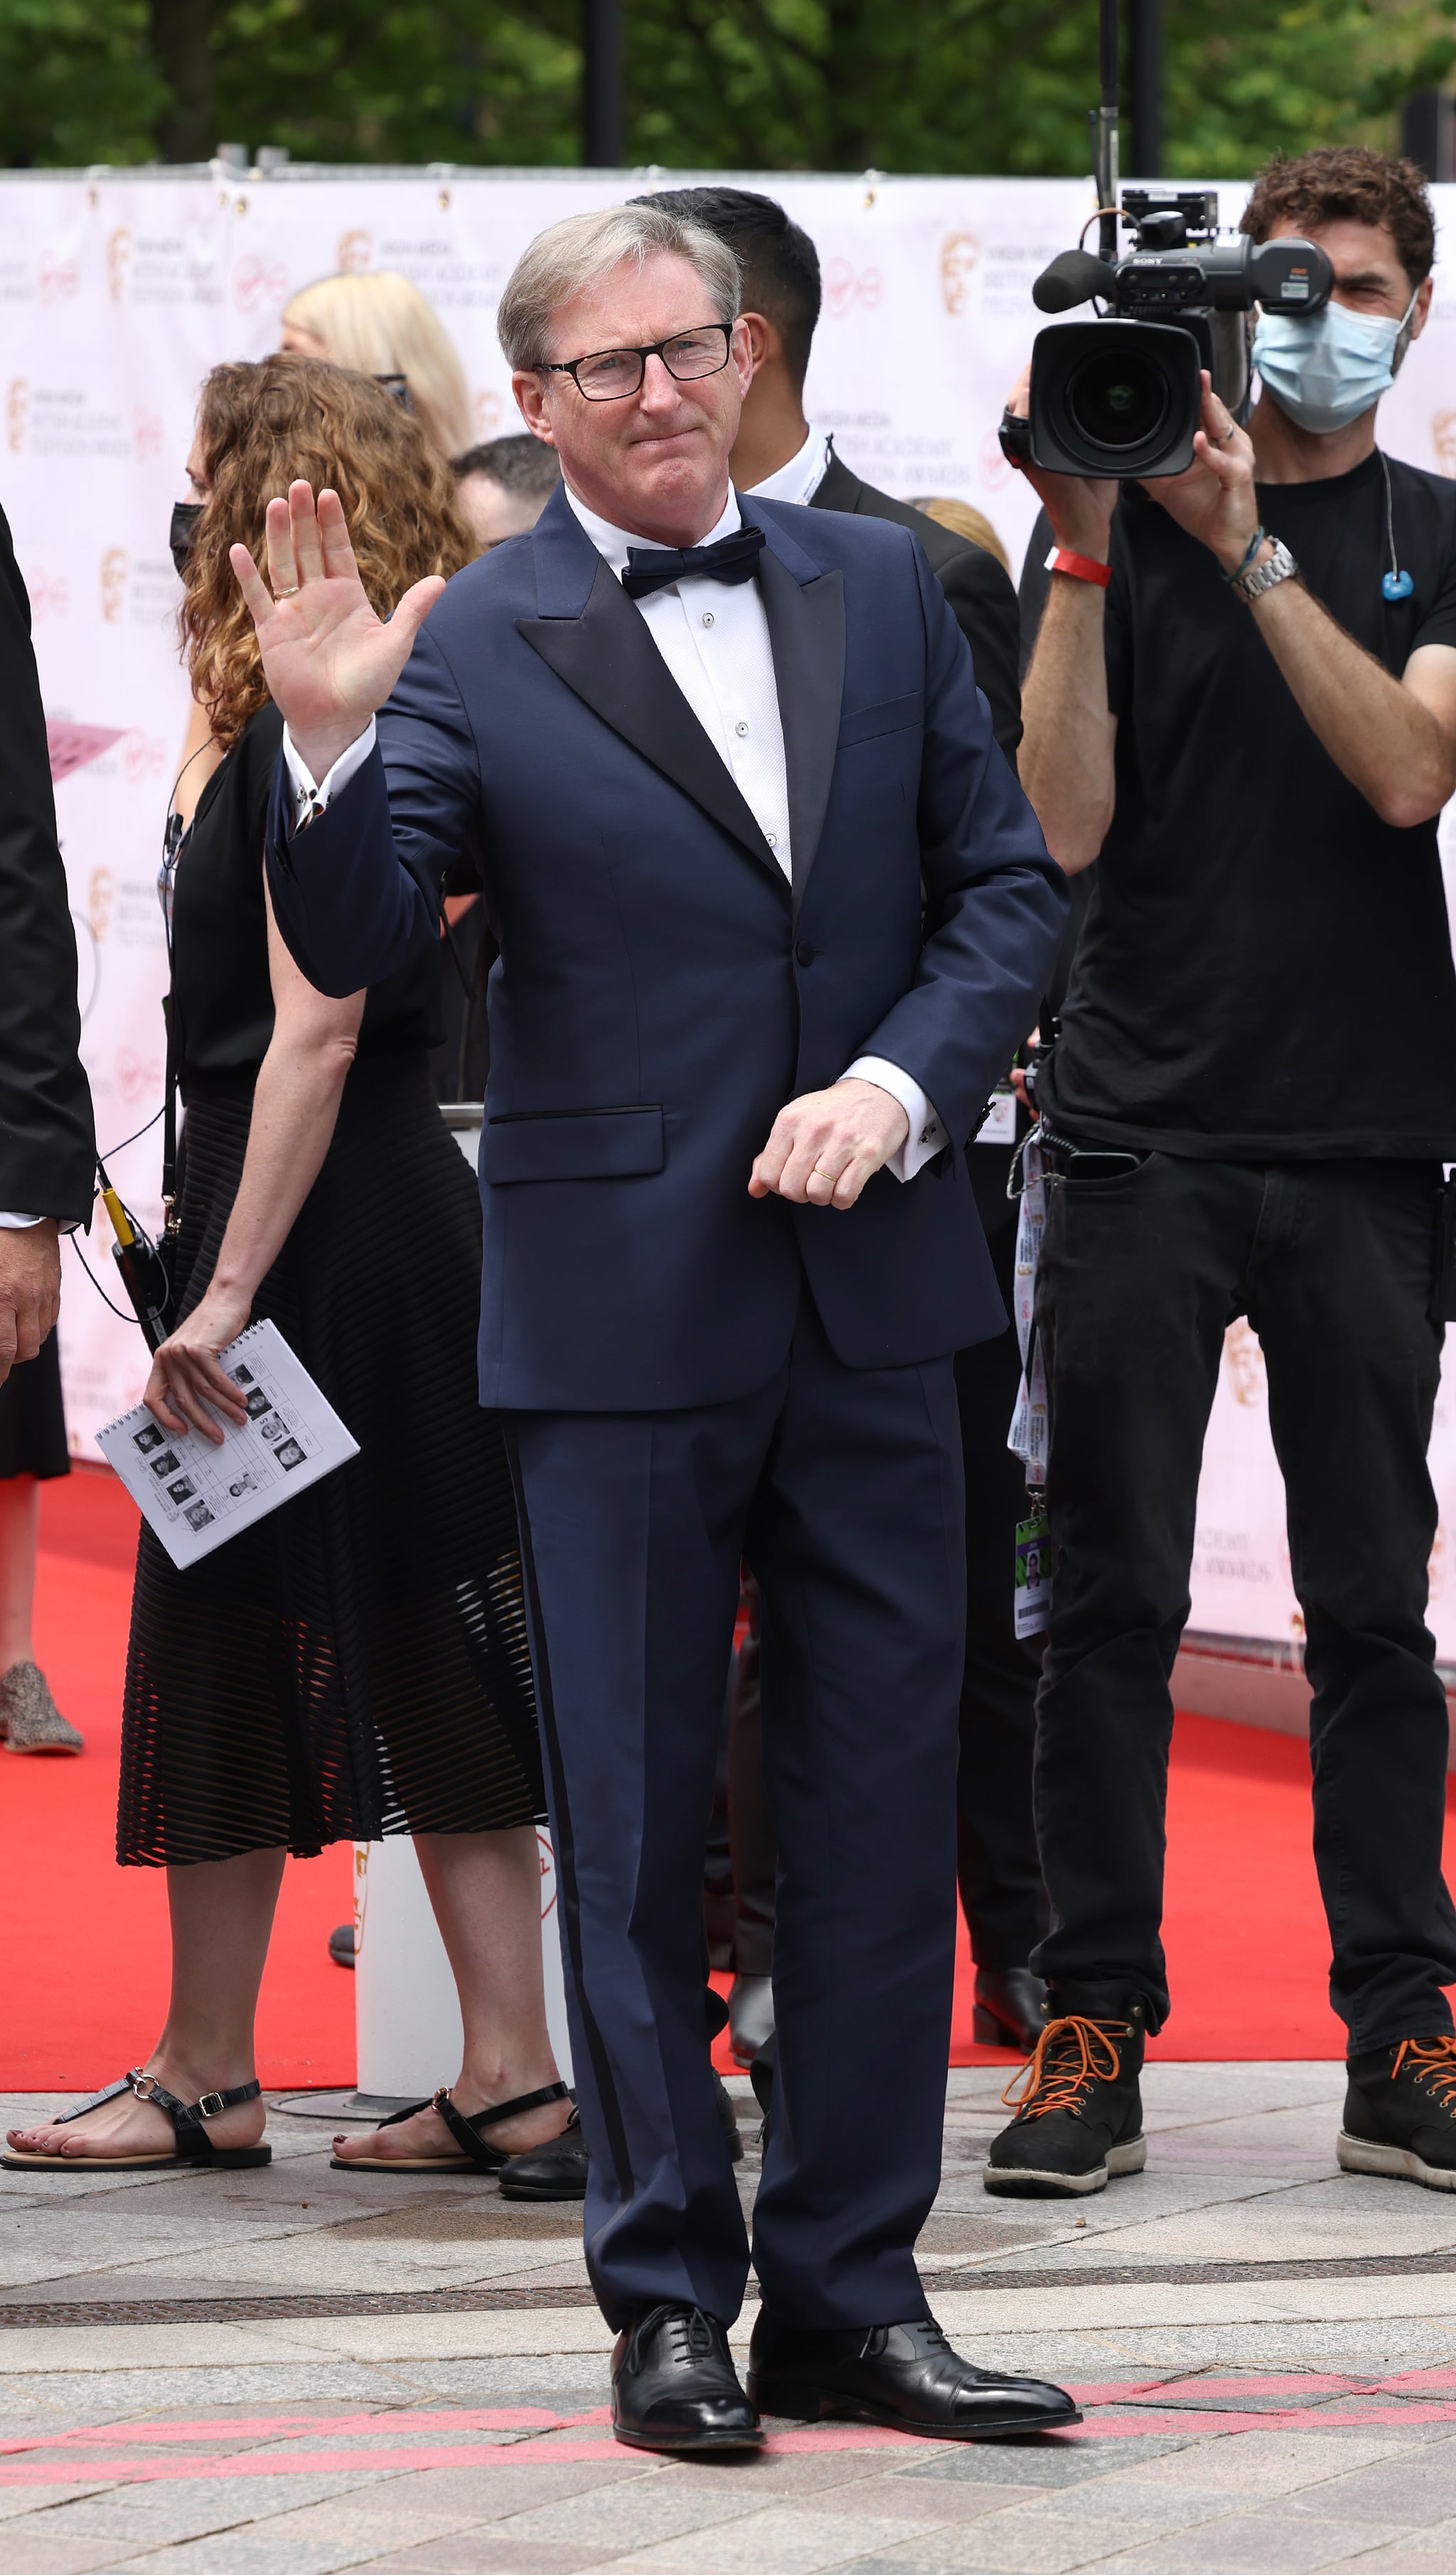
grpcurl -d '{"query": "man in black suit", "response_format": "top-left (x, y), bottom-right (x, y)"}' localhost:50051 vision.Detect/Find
top-left (0, 507), bottom-right (95, 1377)
top-left (635, 184), bottom-right (1049, 2057)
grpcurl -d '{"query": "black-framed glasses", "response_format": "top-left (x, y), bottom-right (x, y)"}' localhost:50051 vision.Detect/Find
top-left (537, 322), bottom-right (734, 402)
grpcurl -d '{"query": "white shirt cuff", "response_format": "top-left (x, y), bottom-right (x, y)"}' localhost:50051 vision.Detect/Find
top-left (281, 718), bottom-right (377, 828)
top-left (842, 1057), bottom-right (947, 1182)
top-left (0, 1212), bottom-right (45, 1229)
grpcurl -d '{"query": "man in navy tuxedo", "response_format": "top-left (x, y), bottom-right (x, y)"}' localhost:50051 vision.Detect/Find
top-left (237, 201), bottom-right (1070, 2451)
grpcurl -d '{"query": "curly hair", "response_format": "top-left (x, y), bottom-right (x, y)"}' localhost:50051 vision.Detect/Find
top-left (181, 353), bottom-right (476, 747)
top-left (1241, 146), bottom-right (1435, 288)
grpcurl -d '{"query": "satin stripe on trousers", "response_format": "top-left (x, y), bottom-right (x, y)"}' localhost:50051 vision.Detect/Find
top-left (503, 1288), bottom-right (965, 2332)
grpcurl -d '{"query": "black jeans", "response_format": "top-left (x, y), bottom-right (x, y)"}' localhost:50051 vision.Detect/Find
top-left (954, 1211), bottom-right (1049, 1969)
top-left (1032, 1148), bottom-right (1456, 2051)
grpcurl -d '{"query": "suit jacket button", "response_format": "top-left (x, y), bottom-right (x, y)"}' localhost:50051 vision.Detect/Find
top-left (796, 941), bottom-right (816, 966)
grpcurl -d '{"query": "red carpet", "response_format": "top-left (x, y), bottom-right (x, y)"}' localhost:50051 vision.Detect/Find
top-left (1, 1466), bottom-right (353, 2089)
top-left (6, 1466), bottom-right (1455, 2088)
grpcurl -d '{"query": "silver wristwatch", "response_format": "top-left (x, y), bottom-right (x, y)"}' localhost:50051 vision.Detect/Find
top-left (1233, 535), bottom-right (1297, 604)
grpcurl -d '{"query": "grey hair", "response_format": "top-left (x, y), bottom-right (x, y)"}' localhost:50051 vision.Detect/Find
top-left (497, 202), bottom-right (742, 370)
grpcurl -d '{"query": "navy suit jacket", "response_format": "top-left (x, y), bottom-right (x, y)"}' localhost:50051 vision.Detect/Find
top-left (267, 487), bottom-right (1066, 1412)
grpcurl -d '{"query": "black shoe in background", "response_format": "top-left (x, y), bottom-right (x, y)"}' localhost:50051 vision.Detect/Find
top-left (984, 1997), bottom-right (1147, 2197)
top-left (612, 2302), bottom-right (762, 2451)
top-left (747, 2310), bottom-right (1080, 2439)
top-left (328, 1924), bottom-right (355, 1969)
top-left (498, 2104), bottom-right (588, 2200)
top-left (972, 1964), bottom-right (1047, 2049)
top-left (498, 2075), bottom-right (743, 2203)
top-left (1340, 2035), bottom-right (1456, 2190)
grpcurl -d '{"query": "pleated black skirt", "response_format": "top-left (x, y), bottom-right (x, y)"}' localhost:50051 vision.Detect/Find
top-left (0, 1331), bottom-right (70, 1480)
top-left (119, 1049), bottom-right (545, 1866)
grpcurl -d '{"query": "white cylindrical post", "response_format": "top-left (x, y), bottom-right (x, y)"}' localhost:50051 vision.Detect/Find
top-left (351, 1101), bottom-right (574, 2103)
top-left (354, 1829), bottom-right (573, 2098)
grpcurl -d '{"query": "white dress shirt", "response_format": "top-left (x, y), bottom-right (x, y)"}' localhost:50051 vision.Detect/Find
top-left (282, 474), bottom-right (946, 1179)
top-left (746, 425), bottom-right (832, 509)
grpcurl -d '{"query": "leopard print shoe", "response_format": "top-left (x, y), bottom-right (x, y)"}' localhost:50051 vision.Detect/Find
top-left (0, 1661), bottom-right (82, 1753)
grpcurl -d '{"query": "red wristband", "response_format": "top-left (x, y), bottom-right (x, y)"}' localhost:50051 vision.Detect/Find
top-left (1045, 543), bottom-right (1112, 588)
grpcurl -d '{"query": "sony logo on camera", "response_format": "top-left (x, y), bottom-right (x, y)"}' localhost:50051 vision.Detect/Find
top-left (1002, 191), bottom-right (1334, 480)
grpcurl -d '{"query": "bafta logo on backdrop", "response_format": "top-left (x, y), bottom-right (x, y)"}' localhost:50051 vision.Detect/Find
top-left (87, 868), bottom-right (114, 945)
top-left (1222, 1319), bottom-right (1267, 1408)
top-left (99, 548), bottom-right (129, 625)
top-left (337, 230), bottom-right (372, 274)
top-left (939, 233), bottom-right (980, 316)
top-left (6, 378), bottom-right (28, 453)
top-left (1433, 410), bottom-right (1456, 478)
top-left (106, 228), bottom-right (132, 304)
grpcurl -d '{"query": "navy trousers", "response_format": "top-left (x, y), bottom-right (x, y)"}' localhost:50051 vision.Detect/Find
top-left (504, 1291), bottom-right (965, 2333)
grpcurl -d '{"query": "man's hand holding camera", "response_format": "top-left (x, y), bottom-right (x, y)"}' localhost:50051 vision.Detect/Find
top-left (1146, 373), bottom-right (1261, 572)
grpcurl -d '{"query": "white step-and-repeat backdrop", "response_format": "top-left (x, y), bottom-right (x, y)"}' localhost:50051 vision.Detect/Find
top-left (6, 161), bottom-right (1456, 1660)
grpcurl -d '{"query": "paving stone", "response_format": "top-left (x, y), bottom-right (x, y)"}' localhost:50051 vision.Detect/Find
top-left (896, 2438), bottom-right (1201, 2487)
top-left (574, 2505), bottom-right (958, 2570)
top-left (1076, 2514), bottom-right (1411, 2571)
top-left (0, 2531), bottom-right (159, 2575)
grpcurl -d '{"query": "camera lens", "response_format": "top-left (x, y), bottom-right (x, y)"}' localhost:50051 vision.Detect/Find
top-left (1066, 347), bottom-right (1169, 454)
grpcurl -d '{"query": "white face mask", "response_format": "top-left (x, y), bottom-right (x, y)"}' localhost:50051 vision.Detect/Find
top-left (1251, 286), bottom-right (1419, 436)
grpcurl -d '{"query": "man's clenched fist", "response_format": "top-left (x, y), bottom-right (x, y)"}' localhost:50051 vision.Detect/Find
top-left (0, 1218), bottom-right (60, 1385)
top-left (749, 1079), bottom-right (909, 1212)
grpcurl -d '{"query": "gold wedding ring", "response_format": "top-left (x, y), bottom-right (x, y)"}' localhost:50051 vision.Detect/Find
top-left (272, 582), bottom-right (301, 598)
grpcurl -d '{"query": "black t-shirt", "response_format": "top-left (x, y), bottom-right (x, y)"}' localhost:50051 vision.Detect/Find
top-left (1039, 449), bottom-right (1456, 1158)
top-left (172, 702), bottom-right (442, 1081)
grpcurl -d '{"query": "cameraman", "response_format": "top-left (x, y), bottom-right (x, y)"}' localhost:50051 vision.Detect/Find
top-left (987, 146), bottom-right (1456, 2200)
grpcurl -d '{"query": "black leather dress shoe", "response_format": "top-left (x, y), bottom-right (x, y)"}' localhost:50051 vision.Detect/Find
top-left (747, 2311), bottom-right (1081, 2440)
top-left (972, 1964), bottom-right (1047, 2049)
top-left (612, 2302), bottom-right (762, 2451)
top-left (498, 2079), bottom-right (743, 2202)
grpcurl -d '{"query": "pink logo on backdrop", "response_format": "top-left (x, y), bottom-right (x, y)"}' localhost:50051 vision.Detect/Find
top-left (824, 258), bottom-right (884, 318)
top-left (133, 408), bottom-right (164, 460)
top-left (37, 251), bottom-right (80, 305)
top-left (115, 1047), bottom-right (163, 1105)
top-left (979, 428), bottom-right (1013, 491)
top-left (25, 566), bottom-right (69, 621)
top-left (232, 254), bottom-right (289, 314)
top-left (537, 1830), bottom-right (557, 1919)
top-left (123, 732), bottom-right (166, 784)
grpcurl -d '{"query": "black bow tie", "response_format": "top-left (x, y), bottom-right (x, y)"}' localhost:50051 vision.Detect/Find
top-left (621, 523), bottom-right (765, 601)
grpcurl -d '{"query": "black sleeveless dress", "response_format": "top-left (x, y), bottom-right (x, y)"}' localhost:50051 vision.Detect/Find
top-left (117, 704), bottom-right (544, 1865)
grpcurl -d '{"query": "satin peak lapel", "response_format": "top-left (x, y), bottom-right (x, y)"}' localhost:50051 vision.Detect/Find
top-left (515, 558), bottom-right (781, 886)
top-left (756, 540), bottom-right (845, 917)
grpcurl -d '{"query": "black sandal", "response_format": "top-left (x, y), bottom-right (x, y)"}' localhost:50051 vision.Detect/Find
top-left (2, 2068), bottom-right (271, 2171)
top-left (330, 2080), bottom-right (571, 2172)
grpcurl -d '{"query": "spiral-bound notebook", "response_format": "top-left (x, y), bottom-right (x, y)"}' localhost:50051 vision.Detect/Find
top-left (96, 1319), bottom-right (359, 1569)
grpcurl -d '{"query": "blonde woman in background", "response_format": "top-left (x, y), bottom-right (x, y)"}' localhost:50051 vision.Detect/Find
top-left (279, 270), bottom-right (474, 462)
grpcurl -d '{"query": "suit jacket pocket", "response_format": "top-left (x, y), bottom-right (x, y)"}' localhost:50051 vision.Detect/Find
top-left (481, 1105), bottom-right (665, 1185)
top-left (837, 691), bottom-right (924, 750)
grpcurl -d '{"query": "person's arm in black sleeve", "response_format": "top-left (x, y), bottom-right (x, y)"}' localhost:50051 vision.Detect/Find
top-left (0, 509), bottom-right (95, 1225)
top-left (0, 507), bottom-right (97, 1377)
top-left (931, 541), bottom-right (1023, 762)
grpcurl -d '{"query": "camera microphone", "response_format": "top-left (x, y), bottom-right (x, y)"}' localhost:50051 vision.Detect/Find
top-left (1032, 251), bottom-right (1119, 314)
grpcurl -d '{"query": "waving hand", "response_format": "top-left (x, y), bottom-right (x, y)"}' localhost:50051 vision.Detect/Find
top-left (230, 481), bottom-right (446, 782)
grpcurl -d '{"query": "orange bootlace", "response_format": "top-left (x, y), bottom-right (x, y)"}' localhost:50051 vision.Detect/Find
top-left (1000, 2015), bottom-right (1130, 2122)
top-left (1392, 2035), bottom-right (1456, 2108)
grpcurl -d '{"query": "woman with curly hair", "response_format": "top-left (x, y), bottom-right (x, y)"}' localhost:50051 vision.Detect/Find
top-left (6, 357), bottom-right (571, 2177)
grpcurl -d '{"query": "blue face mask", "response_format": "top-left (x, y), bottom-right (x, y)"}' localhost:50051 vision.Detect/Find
top-left (1251, 288), bottom-right (1418, 436)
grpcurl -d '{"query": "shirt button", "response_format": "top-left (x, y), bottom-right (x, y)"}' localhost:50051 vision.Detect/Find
top-left (766, 832), bottom-right (778, 848)
top-left (701, 611), bottom-right (715, 627)
top-left (734, 720), bottom-right (749, 737)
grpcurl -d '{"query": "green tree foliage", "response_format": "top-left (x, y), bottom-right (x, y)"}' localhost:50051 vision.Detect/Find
top-left (0, 0), bottom-right (1453, 175)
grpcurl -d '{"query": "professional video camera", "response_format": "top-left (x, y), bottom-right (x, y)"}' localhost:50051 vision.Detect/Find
top-left (1000, 4), bottom-right (1333, 478)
